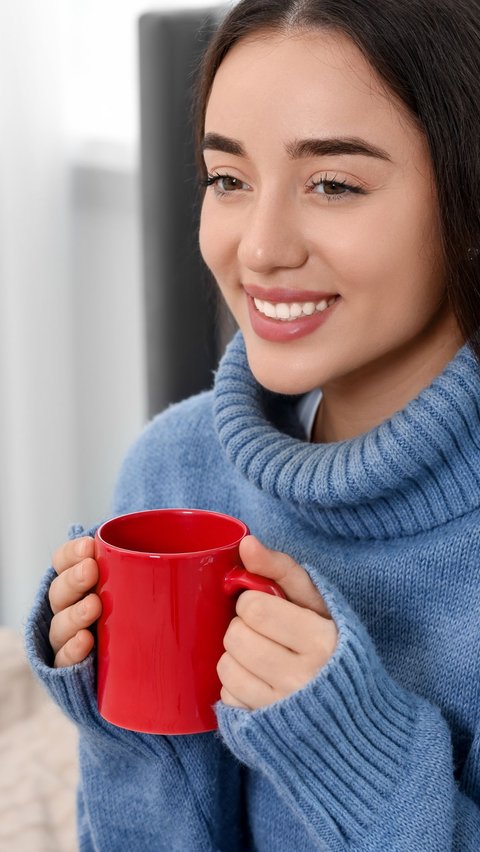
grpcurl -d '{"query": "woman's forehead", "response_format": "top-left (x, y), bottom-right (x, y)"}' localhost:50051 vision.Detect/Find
top-left (208, 30), bottom-right (382, 105)
top-left (204, 30), bottom-right (423, 164)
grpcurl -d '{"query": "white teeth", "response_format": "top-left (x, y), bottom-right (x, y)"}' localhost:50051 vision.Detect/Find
top-left (253, 295), bottom-right (339, 321)
top-left (275, 303), bottom-right (291, 320)
top-left (263, 301), bottom-right (277, 318)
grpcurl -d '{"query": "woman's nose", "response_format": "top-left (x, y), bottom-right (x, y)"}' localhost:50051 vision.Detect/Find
top-left (237, 196), bottom-right (308, 273)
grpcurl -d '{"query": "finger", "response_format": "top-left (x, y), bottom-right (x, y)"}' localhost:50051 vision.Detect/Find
top-left (49, 558), bottom-right (99, 615)
top-left (239, 535), bottom-right (330, 618)
top-left (217, 651), bottom-right (277, 711)
top-left (219, 686), bottom-right (250, 710)
top-left (54, 629), bottom-right (95, 669)
top-left (236, 590), bottom-right (337, 657)
top-left (52, 537), bottom-right (95, 575)
top-left (224, 615), bottom-right (301, 692)
top-left (49, 593), bottom-right (102, 655)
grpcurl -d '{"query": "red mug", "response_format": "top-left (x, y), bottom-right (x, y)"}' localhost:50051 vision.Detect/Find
top-left (94, 508), bottom-right (285, 735)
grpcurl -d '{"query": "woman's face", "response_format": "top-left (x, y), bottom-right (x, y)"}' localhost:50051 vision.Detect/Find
top-left (199, 29), bottom-right (461, 397)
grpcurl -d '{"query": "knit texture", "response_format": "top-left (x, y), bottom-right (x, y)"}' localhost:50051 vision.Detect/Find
top-left (25, 331), bottom-right (480, 850)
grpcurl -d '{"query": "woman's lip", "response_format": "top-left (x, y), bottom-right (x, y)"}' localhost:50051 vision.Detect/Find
top-left (246, 292), bottom-right (339, 342)
top-left (243, 284), bottom-right (338, 303)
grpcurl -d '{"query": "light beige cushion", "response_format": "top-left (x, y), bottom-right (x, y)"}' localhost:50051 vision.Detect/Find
top-left (0, 628), bottom-right (78, 852)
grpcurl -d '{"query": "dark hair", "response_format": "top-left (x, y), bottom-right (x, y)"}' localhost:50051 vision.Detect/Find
top-left (193, 0), bottom-right (480, 358)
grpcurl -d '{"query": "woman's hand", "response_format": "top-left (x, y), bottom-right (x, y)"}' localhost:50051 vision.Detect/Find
top-left (48, 537), bottom-right (102, 668)
top-left (217, 536), bottom-right (338, 710)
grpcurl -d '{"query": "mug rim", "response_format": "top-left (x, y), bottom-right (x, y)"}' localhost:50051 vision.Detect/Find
top-left (96, 508), bottom-right (249, 557)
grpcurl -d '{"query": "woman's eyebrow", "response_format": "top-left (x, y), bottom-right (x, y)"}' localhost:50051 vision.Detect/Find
top-left (286, 136), bottom-right (392, 162)
top-left (202, 132), bottom-right (245, 156)
top-left (202, 132), bottom-right (392, 162)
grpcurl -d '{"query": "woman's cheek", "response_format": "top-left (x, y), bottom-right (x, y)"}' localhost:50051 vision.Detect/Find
top-left (198, 205), bottom-right (216, 271)
top-left (199, 215), bottom-right (240, 312)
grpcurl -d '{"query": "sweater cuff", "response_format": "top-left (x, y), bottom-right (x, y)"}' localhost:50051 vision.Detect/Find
top-left (25, 519), bottom-right (101, 728)
top-left (216, 580), bottom-right (420, 844)
top-left (24, 564), bottom-right (102, 727)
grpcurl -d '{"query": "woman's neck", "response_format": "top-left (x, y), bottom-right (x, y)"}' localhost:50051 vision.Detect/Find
top-left (312, 315), bottom-right (464, 444)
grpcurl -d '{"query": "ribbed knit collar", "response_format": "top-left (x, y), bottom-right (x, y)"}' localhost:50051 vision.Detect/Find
top-left (213, 331), bottom-right (480, 540)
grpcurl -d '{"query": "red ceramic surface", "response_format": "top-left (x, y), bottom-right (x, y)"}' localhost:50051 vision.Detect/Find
top-left (95, 508), bottom-right (285, 735)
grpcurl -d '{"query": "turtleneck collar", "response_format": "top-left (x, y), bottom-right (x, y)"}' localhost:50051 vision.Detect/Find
top-left (213, 331), bottom-right (480, 540)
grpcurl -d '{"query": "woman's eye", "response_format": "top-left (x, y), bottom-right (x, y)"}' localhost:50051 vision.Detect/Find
top-left (203, 173), bottom-right (248, 195)
top-left (310, 177), bottom-right (365, 200)
top-left (201, 172), bottom-right (366, 200)
top-left (217, 175), bottom-right (243, 192)
top-left (315, 180), bottom-right (347, 196)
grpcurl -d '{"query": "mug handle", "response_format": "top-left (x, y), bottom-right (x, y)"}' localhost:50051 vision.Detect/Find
top-left (224, 567), bottom-right (286, 599)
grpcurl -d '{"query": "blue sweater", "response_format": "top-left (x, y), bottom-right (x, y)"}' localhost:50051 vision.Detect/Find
top-left (26, 331), bottom-right (480, 851)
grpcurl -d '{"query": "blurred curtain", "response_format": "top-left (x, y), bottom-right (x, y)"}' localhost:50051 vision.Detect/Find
top-left (0, 1), bottom-right (76, 628)
top-left (0, 0), bottom-right (227, 629)
top-left (0, 1), bottom-right (148, 629)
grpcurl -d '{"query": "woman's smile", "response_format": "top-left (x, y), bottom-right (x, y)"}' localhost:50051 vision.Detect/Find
top-left (245, 286), bottom-right (341, 342)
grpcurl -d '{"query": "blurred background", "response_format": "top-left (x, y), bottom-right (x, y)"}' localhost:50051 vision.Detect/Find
top-left (0, 0), bottom-right (229, 630)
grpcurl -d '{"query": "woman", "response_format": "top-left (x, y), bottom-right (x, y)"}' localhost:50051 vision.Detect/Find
top-left (26, 0), bottom-right (480, 849)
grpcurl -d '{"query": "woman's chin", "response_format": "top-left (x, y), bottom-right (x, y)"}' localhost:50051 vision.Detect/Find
top-left (242, 343), bottom-right (328, 396)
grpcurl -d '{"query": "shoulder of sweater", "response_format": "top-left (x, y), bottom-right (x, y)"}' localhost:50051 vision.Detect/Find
top-left (111, 390), bottom-right (219, 512)
top-left (148, 389), bottom-right (215, 437)
top-left (124, 389), bottom-right (216, 466)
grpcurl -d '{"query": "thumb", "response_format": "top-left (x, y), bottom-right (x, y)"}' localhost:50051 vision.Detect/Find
top-left (239, 535), bottom-right (331, 619)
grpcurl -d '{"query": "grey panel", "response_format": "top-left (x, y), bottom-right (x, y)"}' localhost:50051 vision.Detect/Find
top-left (138, 7), bottom-right (231, 418)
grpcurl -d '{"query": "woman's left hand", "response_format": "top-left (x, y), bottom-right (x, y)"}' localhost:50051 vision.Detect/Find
top-left (217, 535), bottom-right (338, 710)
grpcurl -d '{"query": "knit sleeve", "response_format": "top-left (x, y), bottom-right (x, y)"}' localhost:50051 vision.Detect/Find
top-left (24, 555), bottom-right (245, 852)
top-left (216, 577), bottom-right (480, 851)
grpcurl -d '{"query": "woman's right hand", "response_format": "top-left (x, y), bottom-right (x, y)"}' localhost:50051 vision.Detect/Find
top-left (49, 536), bottom-right (102, 668)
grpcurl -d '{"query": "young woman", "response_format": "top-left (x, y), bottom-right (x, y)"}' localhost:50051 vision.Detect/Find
top-left (26, 1), bottom-right (480, 849)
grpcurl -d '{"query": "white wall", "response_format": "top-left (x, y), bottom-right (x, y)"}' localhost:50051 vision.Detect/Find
top-left (66, 0), bottom-right (229, 148)
top-left (0, 0), bottom-right (227, 629)
top-left (0, 0), bottom-right (77, 629)
top-left (70, 162), bottom-right (145, 532)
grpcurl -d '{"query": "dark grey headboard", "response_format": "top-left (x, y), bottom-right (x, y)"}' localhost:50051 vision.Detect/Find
top-left (138, 6), bottom-right (231, 418)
